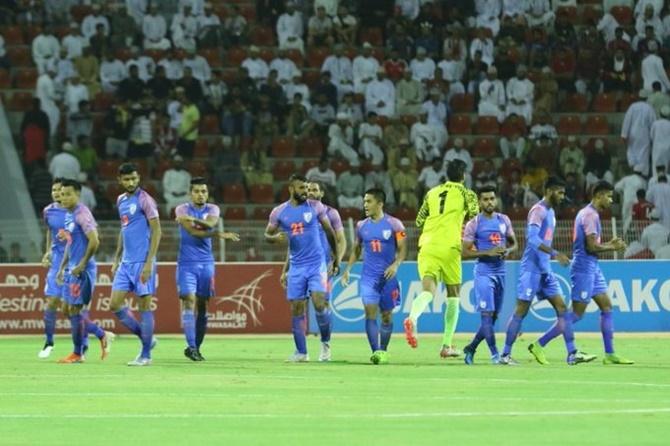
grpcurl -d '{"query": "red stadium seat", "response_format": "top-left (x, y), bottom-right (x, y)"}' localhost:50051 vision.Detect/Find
top-left (557, 6), bottom-right (578, 24)
top-left (98, 159), bottom-right (122, 179)
top-left (13, 68), bottom-right (38, 88)
top-left (222, 184), bottom-right (247, 204)
top-left (199, 48), bottom-right (223, 68)
top-left (472, 137), bottom-right (497, 157)
top-left (92, 92), bottom-right (115, 111)
top-left (300, 137), bottom-right (324, 158)
top-left (506, 207), bottom-right (529, 221)
top-left (226, 47), bottom-right (247, 67)
top-left (557, 115), bottom-right (582, 134)
top-left (585, 115), bottom-right (609, 135)
top-left (278, 184), bottom-right (290, 201)
top-left (23, 25), bottom-right (42, 43)
top-left (240, 5), bottom-right (256, 21)
top-left (259, 48), bottom-right (274, 63)
top-left (224, 206), bottom-right (247, 220)
top-left (286, 49), bottom-right (304, 67)
top-left (307, 47), bottom-right (330, 68)
top-left (331, 159), bottom-right (349, 175)
top-left (252, 207), bottom-right (273, 220)
top-left (272, 160), bottom-right (296, 180)
top-left (501, 158), bottom-right (523, 178)
top-left (188, 160), bottom-right (207, 177)
top-left (627, 249), bottom-right (654, 259)
top-left (9, 92), bottom-right (33, 111)
top-left (450, 94), bottom-right (475, 112)
top-left (448, 115), bottom-right (472, 134)
top-left (3, 26), bottom-right (24, 45)
top-left (393, 207), bottom-right (416, 221)
top-left (194, 139), bottom-right (209, 158)
top-left (199, 115), bottom-right (220, 134)
top-left (249, 184), bottom-right (275, 204)
top-left (618, 93), bottom-right (637, 111)
top-left (250, 26), bottom-right (276, 46)
top-left (144, 49), bottom-right (165, 61)
top-left (610, 6), bottom-right (633, 25)
top-left (500, 116), bottom-right (526, 137)
top-left (359, 27), bottom-right (384, 46)
top-left (592, 93), bottom-right (617, 112)
top-left (562, 93), bottom-right (588, 112)
top-left (474, 116), bottom-right (499, 135)
top-left (0, 69), bottom-right (9, 89)
top-left (304, 70), bottom-right (321, 88)
top-left (339, 207), bottom-right (362, 221)
top-left (154, 159), bottom-right (172, 179)
top-left (6, 47), bottom-right (32, 67)
top-left (301, 159), bottom-right (319, 174)
top-left (271, 137), bottom-right (296, 158)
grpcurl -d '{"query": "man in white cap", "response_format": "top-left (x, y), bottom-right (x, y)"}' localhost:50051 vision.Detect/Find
top-left (359, 112), bottom-right (385, 165)
top-left (197, 3), bottom-right (222, 46)
top-left (142, 3), bottom-right (170, 50)
top-left (474, 0), bottom-right (501, 36)
top-left (650, 105), bottom-right (670, 172)
top-left (322, 44), bottom-right (354, 99)
top-left (559, 136), bottom-right (585, 179)
top-left (308, 5), bottom-right (334, 47)
top-left (32, 26), bottom-right (61, 75)
top-left (64, 73), bottom-right (89, 116)
top-left (49, 142), bottom-right (81, 180)
top-left (409, 47), bottom-right (436, 84)
top-left (422, 88), bottom-right (448, 149)
top-left (506, 64), bottom-right (534, 125)
top-left (478, 66), bottom-right (506, 122)
top-left (82, 5), bottom-right (110, 39)
top-left (396, 69), bottom-right (424, 116)
top-left (641, 41), bottom-right (670, 92)
top-left (640, 209), bottom-right (670, 256)
top-left (35, 67), bottom-right (60, 137)
top-left (277, 1), bottom-right (305, 54)
top-left (353, 42), bottom-right (379, 94)
top-left (410, 112), bottom-right (441, 162)
top-left (270, 48), bottom-right (300, 85)
top-left (171, 4), bottom-right (198, 52)
top-left (61, 22), bottom-right (88, 60)
top-left (242, 46), bottom-right (270, 85)
top-left (635, 4), bottom-right (663, 37)
top-left (327, 113), bottom-right (357, 164)
top-left (622, 89), bottom-right (657, 177)
top-left (183, 47), bottom-right (212, 83)
top-left (616, 167), bottom-right (648, 235)
top-left (365, 66), bottom-right (395, 117)
top-left (163, 155), bottom-right (192, 215)
top-left (437, 50), bottom-right (466, 97)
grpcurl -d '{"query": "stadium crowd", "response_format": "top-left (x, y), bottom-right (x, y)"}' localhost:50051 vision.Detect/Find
top-left (3, 0), bottom-right (670, 258)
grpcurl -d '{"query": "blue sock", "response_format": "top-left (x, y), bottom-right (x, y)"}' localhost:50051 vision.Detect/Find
top-left (140, 311), bottom-right (154, 358)
top-left (315, 307), bottom-right (332, 343)
top-left (601, 311), bottom-right (615, 354)
top-left (182, 309), bottom-right (196, 349)
top-left (44, 309), bottom-right (57, 345)
top-left (291, 315), bottom-right (307, 354)
top-left (196, 310), bottom-right (208, 348)
top-left (481, 314), bottom-right (498, 356)
top-left (468, 327), bottom-right (486, 351)
top-left (380, 322), bottom-right (393, 351)
top-left (82, 310), bottom-right (104, 339)
top-left (114, 307), bottom-right (142, 338)
top-left (365, 319), bottom-right (379, 352)
top-left (503, 314), bottom-right (524, 356)
top-left (69, 314), bottom-right (84, 355)
top-left (560, 312), bottom-right (576, 354)
top-left (538, 312), bottom-right (581, 347)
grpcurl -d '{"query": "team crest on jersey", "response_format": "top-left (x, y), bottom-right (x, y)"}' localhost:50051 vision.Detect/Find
top-left (303, 212), bottom-right (312, 223)
top-left (129, 204), bottom-right (137, 215)
top-left (382, 230), bottom-right (392, 240)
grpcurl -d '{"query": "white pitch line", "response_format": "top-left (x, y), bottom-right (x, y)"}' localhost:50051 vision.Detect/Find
top-left (484, 378), bottom-right (670, 388)
top-left (1, 408), bottom-right (670, 420)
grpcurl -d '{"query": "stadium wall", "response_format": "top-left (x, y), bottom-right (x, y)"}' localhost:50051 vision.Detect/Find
top-left (0, 262), bottom-right (668, 334)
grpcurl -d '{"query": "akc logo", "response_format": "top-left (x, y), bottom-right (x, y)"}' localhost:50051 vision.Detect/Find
top-left (528, 274), bottom-right (573, 322)
top-left (330, 273), bottom-right (365, 322)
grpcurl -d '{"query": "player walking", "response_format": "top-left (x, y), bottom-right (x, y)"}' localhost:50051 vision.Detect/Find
top-left (461, 186), bottom-right (517, 364)
top-left (109, 163), bottom-right (162, 366)
top-left (529, 181), bottom-right (633, 365)
top-left (342, 189), bottom-right (407, 364)
top-left (175, 177), bottom-right (240, 361)
top-left (404, 159), bottom-right (479, 358)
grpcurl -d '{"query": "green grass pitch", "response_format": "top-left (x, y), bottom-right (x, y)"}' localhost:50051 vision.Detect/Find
top-left (1, 333), bottom-right (669, 445)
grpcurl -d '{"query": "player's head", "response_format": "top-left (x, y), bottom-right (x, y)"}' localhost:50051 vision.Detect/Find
top-left (288, 174), bottom-right (308, 203)
top-left (446, 159), bottom-right (467, 183)
top-left (363, 188), bottom-right (385, 218)
top-left (307, 181), bottom-right (325, 201)
top-left (117, 162), bottom-right (140, 194)
top-left (59, 179), bottom-right (81, 210)
top-left (543, 176), bottom-right (566, 207)
top-left (51, 177), bottom-right (64, 204)
top-left (477, 185), bottom-right (497, 214)
top-left (190, 177), bottom-right (209, 205)
top-left (591, 181), bottom-right (614, 210)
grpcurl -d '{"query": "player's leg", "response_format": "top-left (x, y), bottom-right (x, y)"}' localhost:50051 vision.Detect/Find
top-left (129, 263), bottom-right (158, 366)
top-left (195, 264), bottom-right (215, 358)
top-left (39, 295), bottom-right (61, 358)
top-left (58, 274), bottom-right (86, 363)
top-left (405, 253), bottom-right (439, 347)
top-left (363, 303), bottom-right (380, 356)
top-left (440, 249), bottom-right (463, 357)
top-left (487, 277), bottom-right (504, 360)
top-left (110, 263), bottom-right (143, 340)
top-left (177, 265), bottom-right (199, 360)
top-left (378, 279), bottom-right (399, 358)
top-left (286, 267), bottom-right (309, 361)
top-left (502, 271), bottom-right (539, 363)
top-left (593, 292), bottom-right (634, 364)
top-left (309, 263), bottom-right (332, 361)
top-left (78, 267), bottom-right (112, 360)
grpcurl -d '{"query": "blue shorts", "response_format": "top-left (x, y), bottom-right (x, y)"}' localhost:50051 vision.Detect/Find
top-left (44, 267), bottom-right (63, 298)
top-left (63, 267), bottom-right (96, 306)
top-left (286, 262), bottom-right (327, 301)
top-left (571, 268), bottom-right (607, 303)
top-left (360, 277), bottom-right (401, 312)
top-left (474, 273), bottom-right (505, 313)
top-left (517, 271), bottom-right (561, 302)
top-left (112, 262), bottom-right (156, 297)
top-left (177, 263), bottom-right (215, 299)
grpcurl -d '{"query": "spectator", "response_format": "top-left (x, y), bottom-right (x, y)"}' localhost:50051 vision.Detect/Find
top-left (437, 50), bottom-right (466, 97)
top-left (20, 99), bottom-right (50, 171)
top-left (525, 0), bottom-right (554, 27)
top-left (286, 93), bottom-right (314, 140)
top-left (615, 168), bottom-right (648, 235)
top-left (28, 160), bottom-right (53, 212)
top-left (78, 173), bottom-right (97, 211)
top-left (352, 42), bottom-right (379, 94)
top-left (177, 67), bottom-right (204, 104)
top-left (473, 0), bottom-right (501, 36)
top-left (640, 210), bottom-right (670, 256)
top-left (584, 139), bottom-right (615, 189)
top-left (242, 46), bottom-right (270, 85)
top-left (100, 52), bottom-right (126, 93)
top-left (387, 23), bottom-right (415, 61)
top-left (648, 175), bottom-right (670, 227)
top-left (118, 64), bottom-right (146, 101)
top-left (310, 93), bottom-right (336, 133)
top-left (128, 102), bottom-right (155, 158)
top-left (443, 138), bottom-right (473, 187)
top-left (50, 48), bottom-right (76, 92)
top-left (61, 22), bottom-right (87, 60)
top-left (241, 139), bottom-right (273, 187)
top-left (322, 44), bottom-right (354, 99)
top-left (197, 3), bottom-right (222, 48)
top-left (109, 5), bottom-right (137, 49)
top-left (410, 111), bottom-right (441, 162)
top-left (602, 49), bottom-right (633, 92)
top-left (49, 142), bottom-right (80, 180)
top-left (259, 70), bottom-right (287, 116)
top-left (126, 0), bottom-right (147, 26)
top-left (500, 130), bottom-right (527, 160)
top-left (154, 112), bottom-right (177, 157)
top-left (358, 112), bottom-right (384, 165)
top-left (418, 157), bottom-right (446, 194)
top-left (327, 112), bottom-right (357, 164)
top-left (564, 172), bottom-right (582, 204)
top-left (270, 48), bottom-right (299, 85)
top-left (104, 101), bottom-right (132, 159)
top-left (0, 33), bottom-right (8, 70)
top-left (633, 189), bottom-right (654, 221)
top-left (126, 46), bottom-right (156, 83)
top-left (64, 74), bottom-right (89, 116)
top-left (171, 5), bottom-right (198, 52)
top-left (284, 71), bottom-right (310, 111)
top-left (365, 162), bottom-right (395, 206)
top-left (72, 135), bottom-right (98, 175)
top-left (142, 3), bottom-right (170, 50)
top-left (529, 112), bottom-right (557, 144)
top-left (183, 48), bottom-right (212, 84)
top-left (559, 136), bottom-right (585, 179)
top-left (66, 99), bottom-right (93, 142)
top-left (176, 93), bottom-right (201, 158)
top-left (148, 65), bottom-right (173, 101)
top-left (88, 23), bottom-right (111, 60)
top-left (470, 28), bottom-right (494, 65)
top-left (392, 157), bottom-right (419, 209)
top-left (635, 4), bottom-right (663, 39)
top-left (308, 6), bottom-right (334, 47)
top-left (211, 136), bottom-right (243, 189)
top-left (32, 25), bottom-right (60, 74)
top-left (396, 69), bottom-right (424, 116)
top-left (384, 48), bottom-right (408, 84)
top-left (254, 95), bottom-right (280, 150)
top-left (223, 5), bottom-right (249, 47)
top-left (306, 158), bottom-right (337, 192)
top-left (162, 155), bottom-right (192, 214)
top-left (641, 41), bottom-right (670, 92)
top-left (409, 47), bottom-right (436, 84)
top-left (534, 67), bottom-right (558, 116)
top-left (222, 87), bottom-right (254, 149)
top-left (336, 160), bottom-right (364, 209)
top-left (647, 81), bottom-right (670, 116)
top-left (621, 89), bottom-right (657, 177)
top-left (550, 45), bottom-right (576, 93)
top-left (383, 117), bottom-right (410, 155)
top-left (422, 88), bottom-right (448, 150)
top-left (506, 64), bottom-right (534, 125)
top-left (649, 165), bottom-right (667, 188)
top-left (9, 243), bottom-right (26, 263)
top-left (635, 24), bottom-right (661, 55)
top-left (276, 1), bottom-right (304, 54)
top-left (478, 66), bottom-right (506, 122)
top-left (333, 5), bottom-right (357, 45)
top-left (387, 137), bottom-right (417, 175)
top-left (365, 67), bottom-right (395, 117)
top-left (158, 48), bottom-right (185, 81)
top-left (475, 159), bottom-right (499, 189)
top-left (651, 105), bottom-right (670, 171)
top-left (500, 168), bottom-right (524, 210)
top-left (35, 67), bottom-right (59, 137)
top-left (204, 70), bottom-right (228, 113)
top-left (73, 47), bottom-right (101, 96)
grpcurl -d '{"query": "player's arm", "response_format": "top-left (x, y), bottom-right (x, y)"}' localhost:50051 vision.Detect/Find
top-left (279, 245), bottom-right (290, 288)
top-left (142, 217), bottom-right (162, 282)
top-left (319, 214), bottom-right (340, 274)
top-left (341, 237), bottom-right (362, 286)
top-left (56, 235), bottom-right (72, 285)
top-left (461, 240), bottom-right (506, 259)
top-left (264, 222), bottom-right (286, 243)
top-left (504, 217), bottom-right (518, 256)
top-left (72, 230), bottom-right (99, 276)
top-left (464, 189), bottom-right (480, 220)
top-left (41, 228), bottom-right (51, 267)
top-left (586, 234), bottom-right (626, 255)
top-left (415, 193), bottom-right (430, 230)
top-left (177, 213), bottom-right (218, 230)
top-left (335, 228), bottom-right (347, 264)
top-left (384, 230), bottom-right (407, 280)
top-left (112, 231), bottom-right (123, 276)
top-left (527, 223), bottom-right (570, 265)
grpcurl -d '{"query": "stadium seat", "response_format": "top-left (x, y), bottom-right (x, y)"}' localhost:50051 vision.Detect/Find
top-left (222, 184), bottom-right (247, 204)
top-left (304, 70), bottom-right (321, 88)
top-left (582, 6), bottom-right (603, 24)
top-left (557, 115), bottom-right (582, 134)
top-left (271, 137), bottom-right (296, 158)
top-left (224, 206), bottom-right (247, 221)
top-left (23, 25), bottom-right (42, 42)
top-left (448, 115), bottom-right (472, 134)
top-left (3, 26), bottom-right (24, 45)
top-left (249, 184), bottom-right (274, 204)
top-left (0, 69), bottom-right (9, 89)
top-left (562, 93), bottom-right (588, 112)
top-left (240, 5), bottom-right (256, 21)
top-left (627, 249), bottom-right (654, 259)
top-left (592, 93), bottom-right (617, 112)
top-left (500, 116), bottom-right (526, 137)
top-left (226, 47), bottom-right (247, 67)
top-left (501, 158), bottom-right (523, 177)
top-left (393, 207), bottom-right (416, 221)
top-left (252, 207), bottom-right (273, 220)
top-left (116, 48), bottom-right (132, 61)
top-left (331, 159), bottom-right (349, 175)
top-left (272, 160), bottom-right (296, 180)
top-left (98, 160), bottom-right (122, 179)
top-left (144, 49), bottom-right (165, 61)
top-left (618, 93), bottom-right (637, 112)
top-left (339, 207), bottom-right (362, 221)
top-left (359, 27), bottom-right (384, 46)
top-left (6, 47), bottom-right (31, 67)
top-left (585, 115), bottom-right (609, 135)
top-left (301, 159), bottom-right (319, 174)
top-left (188, 160), bottom-right (207, 177)
top-left (194, 139), bottom-right (209, 158)
top-left (199, 48), bottom-right (223, 68)
top-left (307, 47), bottom-right (330, 68)
top-left (450, 94), bottom-right (475, 113)
top-left (13, 68), bottom-right (37, 88)
top-left (92, 92), bottom-right (115, 111)
top-left (474, 116), bottom-right (499, 135)
top-left (199, 115), bottom-right (220, 134)
top-left (300, 137), bottom-right (324, 157)
top-left (286, 49), bottom-right (304, 67)
top-left (506, 207), bottom-right (529, 221)
top-left (472, 137), bottom-right (497, 158)
top-left (610, 6), bottom-right (633, 25)
top-left (259, 48), bottom-right (274, 63)
top-left (278, 184), bottom-right (290, 201)
top-left (250, 26), bottom-right (275, 46)
top-left (70, 4), bottom-right (93, 22)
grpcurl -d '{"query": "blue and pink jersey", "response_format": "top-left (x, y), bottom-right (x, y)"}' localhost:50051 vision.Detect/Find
top-left (43, 202), bottom-right (67, 267)
top-left (520, 200), bottom-right (556, 274)
top-left (175, 202), bottom-right (220, 264)
top-left (117, 188), bottom-right (160, 264)
top-left (63, 203), bottom-right (97, 270)
top-left (463, 212), bottom-right (515, 275)
top-left (319, 205), bottom-right (343, 264)
top-left (356, 214), bottom-right (406, 280)
top-left (571, 204), bottom-right (601, 275)
top-left (268, 199), bottom-right (328, 268)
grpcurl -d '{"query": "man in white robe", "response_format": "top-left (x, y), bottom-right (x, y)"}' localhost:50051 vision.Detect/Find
top-left (622, 90), bottom-right (657, 177)
top-left (353, 42), bottom-right (379, 94)
top-left (158, 51), bottom-right (184, 81)
top-left (269, 49), bottom-right (299, 85)
top-left (61, 23), bottom-right (87, 60)
top-left (241, 46), bottom-right (270, 85)
top-left (409, 47), bottom-right (435, 84)
top-left (276, 2), bottom-right (305, 54)
top-left (478, 66), bottom-right (506, 122)
top-left (650, 106), bottom-right (670, 171)
top-left (64, 74), bottom-right (89, 115)
top-left (36, 69), bottom-right (60, 137)
top-left (506, 65), bottom-right (534, 125)
top-left (615, 169), bottom-right (648, 234)
top-left (421, 88), bottom-right (448, 150)
top-left (365, 67), bottom-right (395, 117)
top-left (437, 51), bottom-right (466, 97)
top-left (358, 113), bottom-right (385, 165)
top-left (321, 44), bottom-right (353, 99)
top-left (171, 5), bottom-right (198, 52)
top-left (183, 49), bottom-right (212, 83)
top-left (142, 4), bottom-right (170, 50)
top-left (100, 53), bottom-right (127, 93)
top-left (641, 42), bottom-right (670, 92)
top-left (32, 27), bottom-right (60, 75)
top-left (647, 176), bottom-right (670, 228)
top-left (81, 5), bottom-right (110, 39)
top-left (125, 47), bottom-right (155, 82)
top-left (328, 113), bottom-right (358, 164)
top-left (410, 112), bottom-right (441, 162)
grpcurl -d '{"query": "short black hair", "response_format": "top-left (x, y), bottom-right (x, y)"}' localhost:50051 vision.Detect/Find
top-left (446, 159), bottom-right (467, 182)
top-left (659, 175), bottom-right (668, 183)
top-left (118, 163), bottom-right (138, 176)
top-left (289, 174), bottom-right (307, 184)
top-left (477, 185), bottom-right (497, 196)
top-left (545, 176), bottom-right (566, 190)
top-left (60, 178), bottom-right (81, 191)
top-left (637, 189), bottom-right (646, 199)
top-left (309, 181), bottom-right (326, 193)
top-left (52, 177), bottom-right (65, 185)
top-left (365, 188), bottom-right (386, 204)
top-left (592, 180), bottom-right (614, 196)
top-left (190, 177), bottom-right (208, 188)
